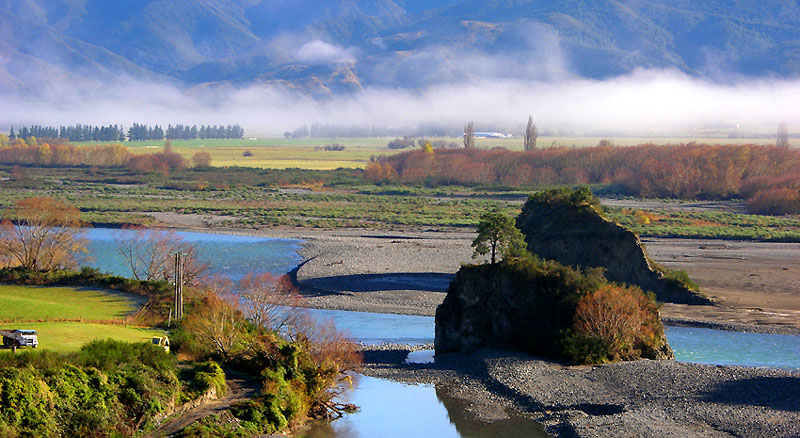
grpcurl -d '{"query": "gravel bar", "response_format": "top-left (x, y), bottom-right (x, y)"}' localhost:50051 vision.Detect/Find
top-left (358, 346), bottom-right (800, 438)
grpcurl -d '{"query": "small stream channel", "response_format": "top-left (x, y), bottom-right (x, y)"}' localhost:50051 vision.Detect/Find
top-left (82, 228), bottom-right (800, 437)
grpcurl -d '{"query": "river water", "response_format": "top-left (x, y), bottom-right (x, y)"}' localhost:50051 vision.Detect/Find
top-left (80, 228), bottom-right (800, 437)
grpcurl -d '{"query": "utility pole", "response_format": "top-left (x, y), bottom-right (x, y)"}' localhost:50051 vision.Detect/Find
top-left (174, 252), bottom-right (184, 319)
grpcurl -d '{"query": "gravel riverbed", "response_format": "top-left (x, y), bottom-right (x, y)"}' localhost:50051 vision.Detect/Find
top-left (358, 345), bottom-right (800, 438)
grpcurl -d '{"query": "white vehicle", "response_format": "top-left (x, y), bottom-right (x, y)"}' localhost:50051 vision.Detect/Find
top-left (1, 329), bottom-right (39, 349)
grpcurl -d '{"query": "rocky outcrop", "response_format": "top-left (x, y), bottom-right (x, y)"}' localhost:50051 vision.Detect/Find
top-left (436, 265), bottom-right (541, 355)
top-left (516, 193), bottom-right (711, 305)
top-left (434, 262), bottom-right (674, 360)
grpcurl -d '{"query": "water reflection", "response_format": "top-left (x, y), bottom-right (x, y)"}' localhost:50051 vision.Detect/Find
top-left (297, 375), bottom-right (548, 438)
top-left (435, 384), bottom-right (549, 438)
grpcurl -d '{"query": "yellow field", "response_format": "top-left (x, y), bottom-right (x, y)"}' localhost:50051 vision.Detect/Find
top-left (114, 135), bottom-right (787, 170)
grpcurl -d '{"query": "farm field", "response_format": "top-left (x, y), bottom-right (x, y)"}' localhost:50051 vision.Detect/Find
top-left (0, 285), bottom-right (162, 353)
top-left (69, 135), bottom-right (787, 170)
top-left (86, 137), bottom-right (394, 170)
top-left (0, 322), bottom-right (165, 353)
top-left (0, 285), bottom-right (145, 322)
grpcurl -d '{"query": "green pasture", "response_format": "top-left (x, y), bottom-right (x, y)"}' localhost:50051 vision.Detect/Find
top-left (0, 322), bottom-right (165, 353)
top-left (0, 285), bottom-right (144, 323)
top-left (0, 285), bottom-right (162, 353)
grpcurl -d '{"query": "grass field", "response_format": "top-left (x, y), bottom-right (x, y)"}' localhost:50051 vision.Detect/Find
top-left (0, 285), bottom-right (144, 323)
top-left (0, 322), bottom-right (165, 353)
top-left (71, 135), bottom-right (788, 170)
top-left (0, 285), bottom-right (162, 353)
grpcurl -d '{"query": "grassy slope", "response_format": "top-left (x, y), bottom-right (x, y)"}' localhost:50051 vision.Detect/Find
top-left (0, 285), bottom-right (163, 353)
top-left (0, 285), bottom-right (143, 322)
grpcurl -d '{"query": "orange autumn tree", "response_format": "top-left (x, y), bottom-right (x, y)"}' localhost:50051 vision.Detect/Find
top-left (0, 197), bottom-right (87, 271)
top-left (566, 284), bottom-right (668, 364)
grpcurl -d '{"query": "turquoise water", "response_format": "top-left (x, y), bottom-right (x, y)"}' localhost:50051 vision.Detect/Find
top-left (82, 228), bottom-right (800, 370)
top-left (306, 308), bottom-right (435, 345)
top-left (80, 227), bottom-right (302, 281)
top-left (666, 326), bottom-right (800, 370)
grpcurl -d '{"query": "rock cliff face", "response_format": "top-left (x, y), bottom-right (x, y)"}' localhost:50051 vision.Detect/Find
top-left (516, 195), bottom-right (711, 305)
top-left (434, 262), bottom-right (674, 360)
top-left (435, 264), bottom-right (564, 355)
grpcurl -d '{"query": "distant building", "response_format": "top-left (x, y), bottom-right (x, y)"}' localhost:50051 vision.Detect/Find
top-left (473, 131), bottom-right (513, 138)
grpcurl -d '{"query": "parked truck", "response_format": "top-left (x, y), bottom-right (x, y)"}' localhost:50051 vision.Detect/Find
top-left (1, 329), bottom-right (39, 349)
top-left (151, 336), bottom-right (170, 353)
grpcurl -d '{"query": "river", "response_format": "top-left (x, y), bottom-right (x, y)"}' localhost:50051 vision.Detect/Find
top-left (80, 228), bottom-right (800, 437)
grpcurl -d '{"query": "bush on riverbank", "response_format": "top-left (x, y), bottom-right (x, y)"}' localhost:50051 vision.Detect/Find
top-left (170, 281), bottom-right (361, 437)
top-left (565, 284), bottom-right (668, 364)
top-left (0, 339), bottom-right (220, 436)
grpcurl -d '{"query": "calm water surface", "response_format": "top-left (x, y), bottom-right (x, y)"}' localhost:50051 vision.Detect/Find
top-left (81, 227), bottom-right (302, 280)
top-left (297, 375), bottom-right (548, 438)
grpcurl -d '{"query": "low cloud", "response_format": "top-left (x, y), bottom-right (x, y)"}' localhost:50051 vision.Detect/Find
top-left (295, 40), bottom-right (357, 65)
top-left (1, 69), bottom-right (799, 137)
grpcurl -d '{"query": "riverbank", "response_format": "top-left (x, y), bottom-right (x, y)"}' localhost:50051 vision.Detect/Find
top-left (250, 227), bottom-right (800, 334)
top-left (143, 217), bottom-right (800, 333)
top-left (358, 344), bottom-right (800, 437)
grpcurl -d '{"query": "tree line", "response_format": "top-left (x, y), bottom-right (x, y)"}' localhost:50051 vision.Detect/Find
top-left (366, 143), bottom-right (800, 215)
top-left (10, 124), bottom-right (126, 142)
top-left (0, 136), bottom-right (214, 173)
top-left (10, 123), bottom-right (244, 142)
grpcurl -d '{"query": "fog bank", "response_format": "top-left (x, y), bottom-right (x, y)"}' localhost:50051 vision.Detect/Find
top-left (2, 69), bottom-right (798, 137)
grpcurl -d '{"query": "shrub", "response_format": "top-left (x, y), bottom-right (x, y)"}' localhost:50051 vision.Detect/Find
top-left (747, 188), bottom-right (800, 215)
top-left (184, 361), bottom-right (226, 397)
top-left (0, 339), bottom-right (184, 437)
top-left (565, 285), bottom-right (668, 364)
top-left (663, 269), bottom-right (700, 292)
top-left (192, 152), bottom-right (212, 168)
top-left (0, 367), bottom-right (57, 436)
top-left (387, 137), bottom-right (415, 149)
top-left (74, 339), bottom-right (175, 372)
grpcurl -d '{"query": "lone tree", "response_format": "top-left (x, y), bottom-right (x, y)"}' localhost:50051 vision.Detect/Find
top-left (777, 122), bottom-right (790, 148)
top-left (192, 151), bottom-right (212, 168)
top-left (524, 115), bottom-right (538, 151)
top-left (472, 210), bottom-right (526, 265)
top-left (114, 226), bottom-right (209, 285)
top-left (464, 121), bottom-right (475, 149)
top-left (0, 197), bottom-right (87, 271)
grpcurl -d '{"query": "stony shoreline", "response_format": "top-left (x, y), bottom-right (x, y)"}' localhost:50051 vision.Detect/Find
top-left (357, 344), bottom-right (800, 438)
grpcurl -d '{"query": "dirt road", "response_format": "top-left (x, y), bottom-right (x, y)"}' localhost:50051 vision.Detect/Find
top-left (144, 371), bottom-right (260, 437)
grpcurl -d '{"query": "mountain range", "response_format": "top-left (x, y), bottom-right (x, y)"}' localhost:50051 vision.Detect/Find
top-left (1, 0), bottom-right (799, 97)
